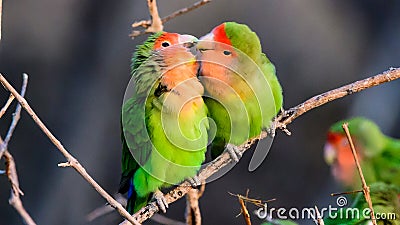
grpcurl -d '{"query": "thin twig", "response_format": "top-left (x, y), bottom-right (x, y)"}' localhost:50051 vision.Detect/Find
top-left (130, 0), bottom-right (163, 37)
top-left (185, 184), bottom-right (205, 225)
top-left (330, 189), bottom-right (363, 196)
top-left (145, 0), bottom-right (163, 32)
top-left (314, 206), bottom-right (324, 225)
top-left (0, 74), bottom-right (36, 225)
top-left (3, 149), bottom-right (36, 225)
top-left (130, 0), bottom-right (211, 38)
top-left (3, 74), bottom-right (27, 142)
top-left (228, 192), bottom-right (276, 208)
top-left (238, 198), bottom-right (251, 225)
top-left (118, 68), bottom-right (400, 224)
top-left (235, 190), bottom-right (252, 225)
top-left (0, 94), bottom-right (15, 118)
top-left (0, 74), bottom-right (27, 159)
top-left (0, 74), bottom-right (140, 225)
top-left (342, 123), bottom-right (377, 225)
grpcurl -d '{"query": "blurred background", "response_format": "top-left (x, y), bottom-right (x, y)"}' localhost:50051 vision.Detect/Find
top-left (0, 0), bottom-right (399, 224)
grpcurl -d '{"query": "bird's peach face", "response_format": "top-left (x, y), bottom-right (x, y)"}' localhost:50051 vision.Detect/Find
top-left (324, 132), bottom-right (358, 186)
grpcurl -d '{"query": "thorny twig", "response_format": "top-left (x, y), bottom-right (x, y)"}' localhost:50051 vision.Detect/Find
top-left (0, 74), bottom-right (140, 225)
top-left (0, 74), bottom-right (36, 225)
top-left (130, 0), bottom-right (211, 38)
top-left (342, 123), bottom-right (377, 225)
top-left (118, 68), bottom-right (400, 224)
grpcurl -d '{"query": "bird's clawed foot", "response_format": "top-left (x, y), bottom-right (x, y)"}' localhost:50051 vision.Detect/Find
top-left (271, 107), bottom-right (293, 136)
top-left (152, 189), bottom-right (168, 213)
top-left (187, 175), bottom-right (202, 188)
top-left (226, 143), bottom-right (242, 163)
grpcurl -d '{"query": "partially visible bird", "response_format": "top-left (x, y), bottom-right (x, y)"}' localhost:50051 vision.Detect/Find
top-left (324, 117), bottom-right (400, 190)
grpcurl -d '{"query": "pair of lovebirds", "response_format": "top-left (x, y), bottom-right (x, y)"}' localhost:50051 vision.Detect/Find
top-left (119, 22), bottom-right (284, 214)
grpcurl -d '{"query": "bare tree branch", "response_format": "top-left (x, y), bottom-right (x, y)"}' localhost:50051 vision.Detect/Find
top-left (342, 123), bottom-right (377, 225)
top-left (118, 68), bottom-right (400, 224)
top-left (130, 0), bottom-right (212, 38)
top-left (0, 74), bottom-right (140, 225)
top-left (276, 67), bottom-right (400, 131)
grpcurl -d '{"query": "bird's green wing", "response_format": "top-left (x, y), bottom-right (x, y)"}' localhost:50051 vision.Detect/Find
top-left (374, 137), bottom-right (400, 187)
top-left (119, 94), bottom-right (155, 213)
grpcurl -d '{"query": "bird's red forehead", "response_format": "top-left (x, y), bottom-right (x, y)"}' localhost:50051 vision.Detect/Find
top-left (327, 132), bottom-right (345, 144)
top-left (153, 33), bottom-right (180, 50)
top-left (212, 24), bottom-right (232, 46)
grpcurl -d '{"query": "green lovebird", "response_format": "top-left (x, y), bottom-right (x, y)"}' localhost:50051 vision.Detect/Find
top-left (324, 182), bottom-right (400, 225)
top-left (324, 117), bottom-right (400, 190)
top-left (196, 22), bottom-right (283, 162)
top-left (119, 32), bottom-right (209, 214)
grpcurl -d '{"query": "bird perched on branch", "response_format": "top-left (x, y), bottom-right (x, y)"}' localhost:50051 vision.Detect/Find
top-left (196, 22), bottom-right (283, 162)
top-left (324, 117), bottom-right (400, 190)
top-left (119, 32), bottom-right (209, 214)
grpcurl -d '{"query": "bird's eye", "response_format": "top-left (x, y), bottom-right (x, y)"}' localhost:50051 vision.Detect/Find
top-left (161, 41), bottom-right (170, 47)
top-left (223, 50), bottom-right (232, 56)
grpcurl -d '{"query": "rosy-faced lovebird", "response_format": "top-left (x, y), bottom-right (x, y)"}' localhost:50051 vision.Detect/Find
top-left (324, 117), bottom-right (400, 190)
top-left (196, 22), bottom-right (283, 161)
top-left (119, 32), bottom-right (209, 214)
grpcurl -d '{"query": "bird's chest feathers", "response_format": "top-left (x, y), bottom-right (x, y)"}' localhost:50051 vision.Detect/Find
top-left (152, 71), bottom-right (204, 119)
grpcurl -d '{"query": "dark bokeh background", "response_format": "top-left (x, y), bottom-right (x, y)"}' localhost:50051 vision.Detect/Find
top-left (0, 0), bottom-right (399, 224)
